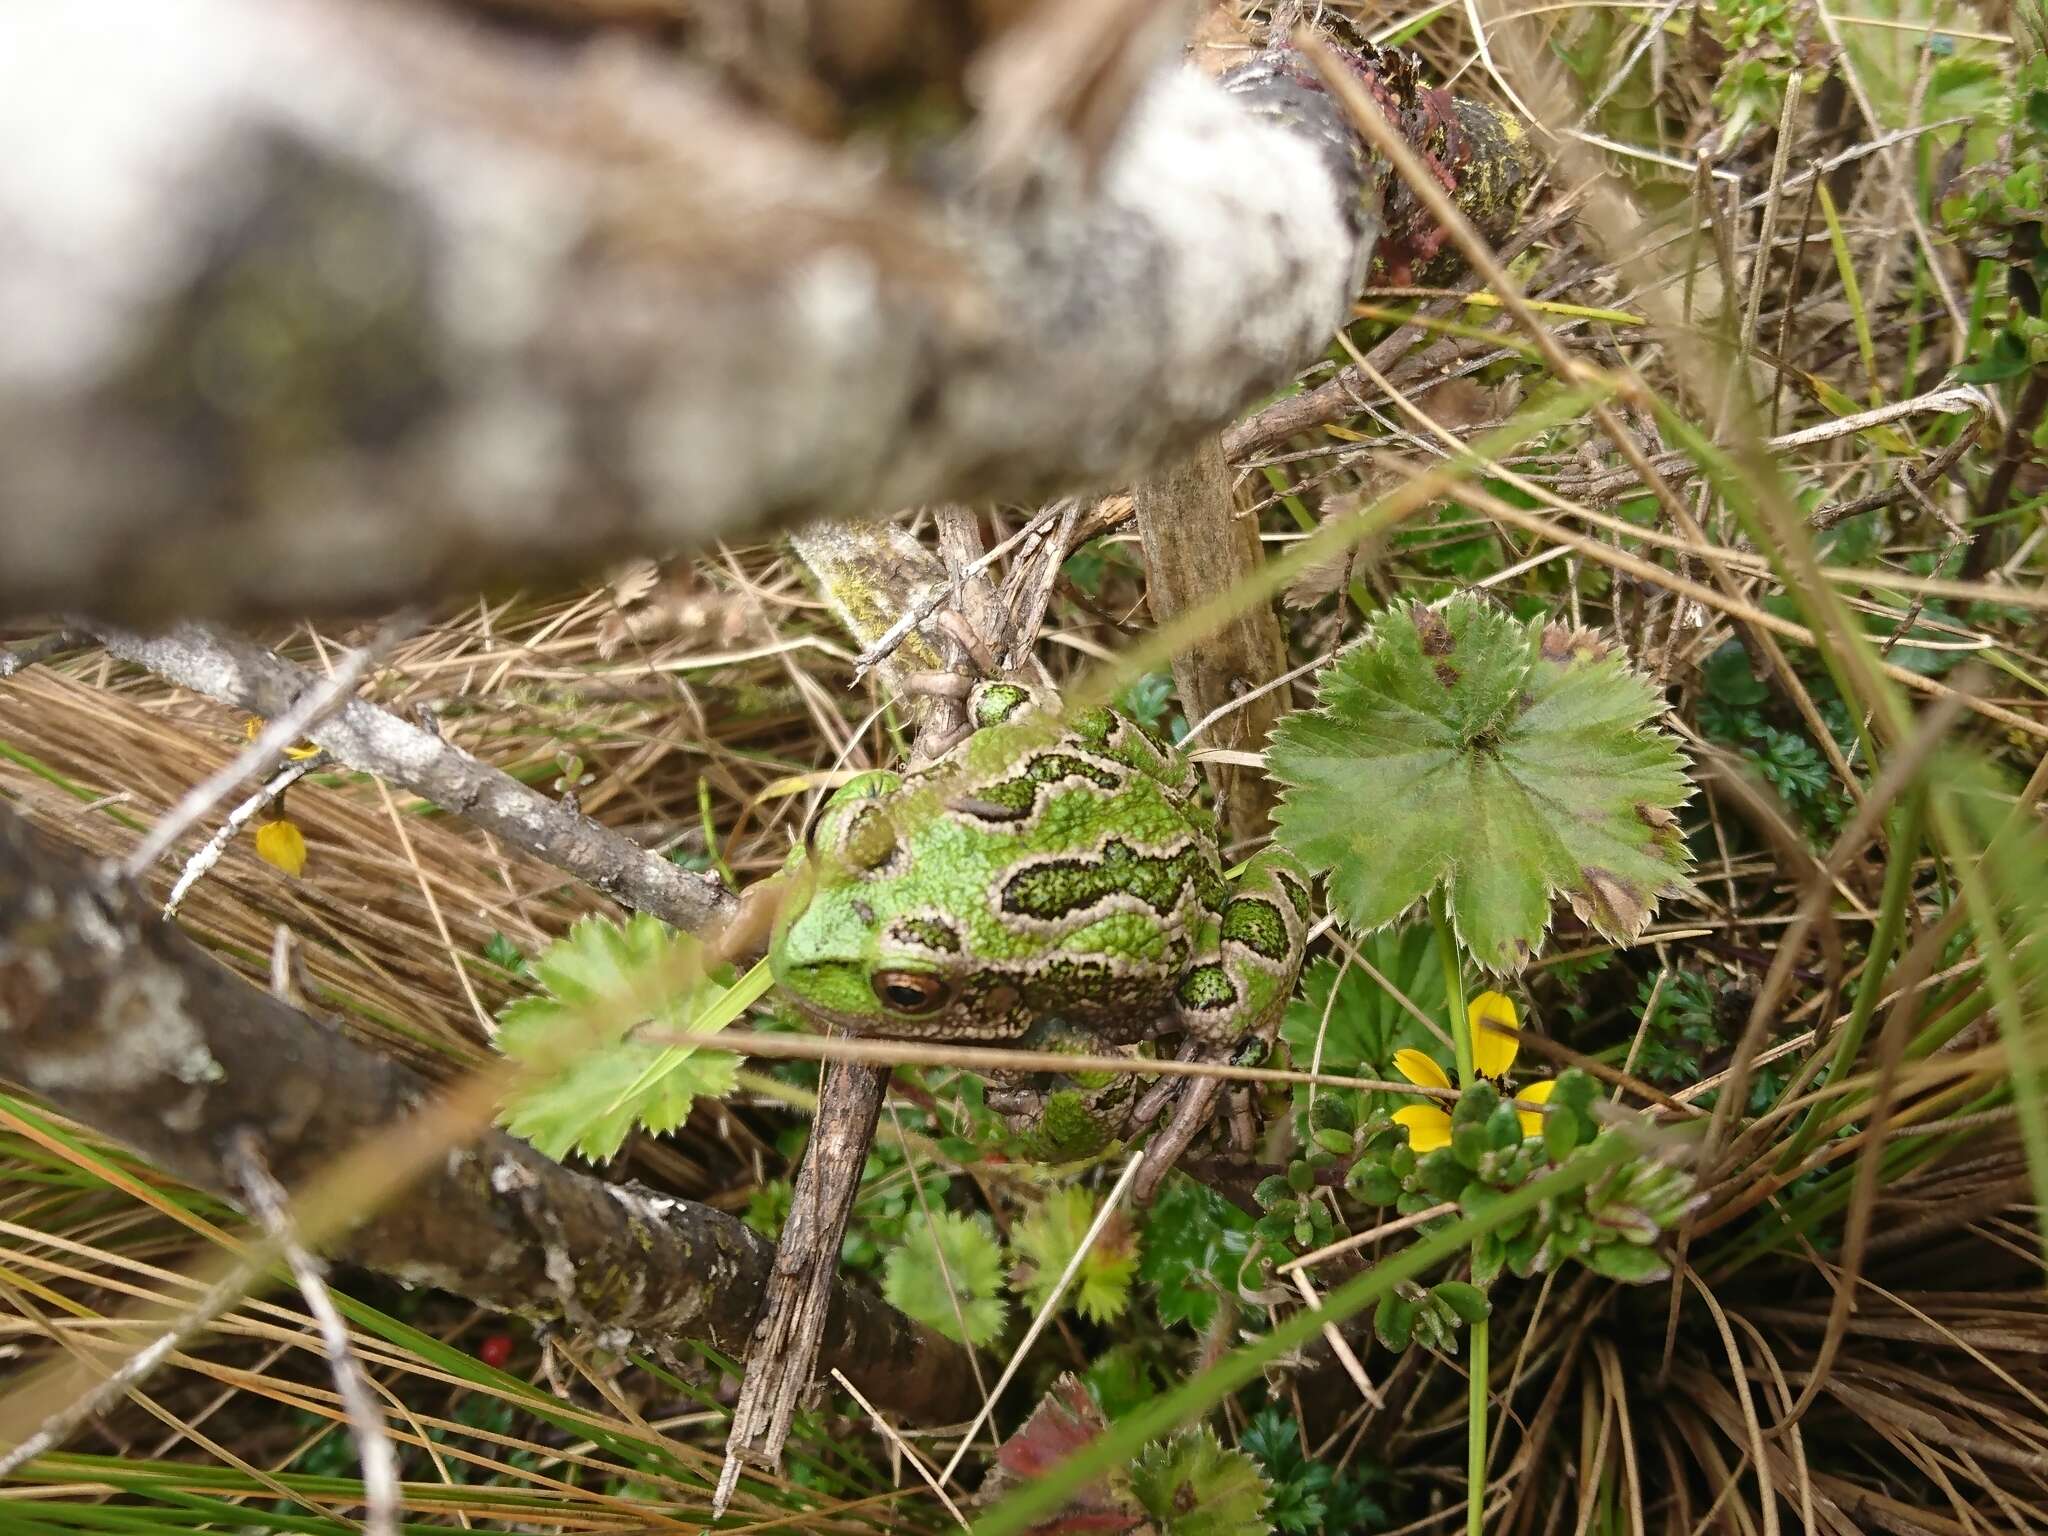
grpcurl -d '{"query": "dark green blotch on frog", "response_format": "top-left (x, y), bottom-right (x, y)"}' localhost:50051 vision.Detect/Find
top-left (973, 682), bottom-right (1033, 728)
top-left (1000, 838), bottom-right (1215, 923)
top-left (1220, 896), bottom-right (1291, 961)
top-left (1176, 963), bottom-right (1238, 1011)
top-left (955, 751), bottom-right (1124, 823)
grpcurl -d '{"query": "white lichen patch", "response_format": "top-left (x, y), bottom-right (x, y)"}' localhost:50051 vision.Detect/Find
top-left (66, 892), bottom-right (129, 957)
top-left (26, 964), bottom-right (222, 1093)
top-left (489, 1154), bottom-right (540, 1196)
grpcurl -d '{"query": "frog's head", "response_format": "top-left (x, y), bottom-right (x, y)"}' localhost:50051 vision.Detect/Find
top-left (770, 769), bottom-right (994, 1038)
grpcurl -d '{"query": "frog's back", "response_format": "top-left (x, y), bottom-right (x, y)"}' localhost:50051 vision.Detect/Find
top-left (900, 686), bottom-right (1226, 1000)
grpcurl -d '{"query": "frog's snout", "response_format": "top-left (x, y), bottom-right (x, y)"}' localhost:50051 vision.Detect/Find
top-left (769, 887), bottom-right (886, 1020)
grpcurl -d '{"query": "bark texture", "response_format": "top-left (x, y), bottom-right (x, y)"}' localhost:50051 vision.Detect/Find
top-left (0, 807), bottom-right (980, 1424)
top-left (89, 622), bottom-right (734, 938)
top-left (1134, 437), bottom-right (1289, 842)
top-left (0, 1), bottom-right (1374, 623)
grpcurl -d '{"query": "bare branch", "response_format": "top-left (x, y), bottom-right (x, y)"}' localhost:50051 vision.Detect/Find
top-left (87, 621), bottom-right (735, 937)
top-left (0, 807), bottom-right (981, 1426)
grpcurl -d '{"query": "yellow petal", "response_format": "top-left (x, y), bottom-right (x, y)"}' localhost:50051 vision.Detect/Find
top-left (1469, 991), bottom-right (1521, 1079)
top-left (1513, 1078), bottom-right (1554, 1139)
top-left (246, 715), bottom-right (319, 760)
top-left (255, 818), bottom-right (308, 879)
top-left (1393, 1048), bottom-right (1451, 1091)
top-left (1393, 1105), bottom-right (1454, 1154)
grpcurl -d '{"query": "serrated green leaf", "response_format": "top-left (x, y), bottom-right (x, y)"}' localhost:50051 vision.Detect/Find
top-left (1011, 1187), bottom-right (1139, 1325)
top-left (494, 914), bottom-right (742, 1163)
top-left (1128, 1426), bottom-right (1272, 1536)
top-left (1270, 598), bottom-right (1693, 971)
top-left (1281, 930), bottom-right (1449, 1079)
top-left (881, 1209), bottom-right (1009, 1346)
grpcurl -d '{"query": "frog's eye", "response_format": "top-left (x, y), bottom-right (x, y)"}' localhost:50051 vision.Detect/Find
top-left (843, 806), bottom-right (898, 871)
top-left (872, 970), bottom-right (952, 1015)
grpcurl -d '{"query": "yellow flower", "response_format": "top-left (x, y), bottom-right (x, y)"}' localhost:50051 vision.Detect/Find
top-left (1391, 992), bottom-right (1552, 1151)
top-left (245, 717), bottom-right (321, 761)
top-left (1391, 1048), bottom-right (1455, 1153)
top-left (255, 817), bottom-right (308, 878)
top-left (1469, 990), bottom-right (1521, 1079)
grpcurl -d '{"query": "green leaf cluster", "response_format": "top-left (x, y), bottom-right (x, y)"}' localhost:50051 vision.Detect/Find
top-left (1699, 0), bottom-right (1824, 150)
top-left (1323, 1069), bottom-right (1700, 1316)
top-left (1373, 1278), bottom-right (1489, 1356)
top-left (1237, 1407), bottom-right (1389, 1536)
top-left (494, 914), bottom-right (740, 1163)
top-left (1139, 1177), bottom-right (1255, 1331)
top-left (1010, 1186), bottom-right (1140, 1324)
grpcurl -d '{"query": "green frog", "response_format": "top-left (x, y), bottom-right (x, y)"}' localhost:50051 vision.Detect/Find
top-left (769, 680), bottom-right (1311, 1194)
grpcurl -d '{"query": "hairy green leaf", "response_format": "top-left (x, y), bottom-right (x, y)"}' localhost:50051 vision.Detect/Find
top-left (495, 914), bottom-right (741, 1162)
top-left (882, 1208), bottom-right (1009, 1347)
top-left (1269, 598), bottom-right (1693, 971)
top-left (1011, 1187), bottom-right (1140, 1324)
top-left (1127, 1426), bottom-right (1272, 1536)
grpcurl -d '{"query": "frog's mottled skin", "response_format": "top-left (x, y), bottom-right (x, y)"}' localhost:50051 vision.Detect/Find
top-left (771, 682), bottom-right (1310, 1158)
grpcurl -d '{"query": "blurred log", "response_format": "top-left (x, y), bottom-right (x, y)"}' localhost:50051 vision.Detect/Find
top-left (0, 1), bottom-right (1377, 622)
top-left (0, 805), bottom-right (981, 1428)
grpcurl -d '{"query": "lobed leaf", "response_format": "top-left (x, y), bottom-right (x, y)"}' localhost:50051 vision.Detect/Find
top-left (495, 914), bottom-right (740, 1163)
top-left (1269, 598), bottom-right (1693, 971)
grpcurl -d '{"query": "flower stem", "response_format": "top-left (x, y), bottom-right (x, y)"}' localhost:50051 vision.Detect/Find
top-left (1431, 889), bottom-right (1474, 1087)
top-left (1430, 887), bottom-right (1484, 1536)
top-left (1468, 1313), bottom-right (1490, 1535)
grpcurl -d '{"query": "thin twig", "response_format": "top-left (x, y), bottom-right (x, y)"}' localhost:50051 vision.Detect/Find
top-left (123, 617), bottom-right (417, 876)
top-left (1278, 1201), bottom-right (1458, 1275)
top-left (830, 1368), bottom-right (971, 1530)
top-left (228, 1132), bottom-right (399, 1536)
top-left (852, 501), bottom-right (1074, 679)
top-left (937, 1150), bottom-right (1148, 1486)
top-left (162, 755), bottom-right (329, 918)
top-left (0, 629), bottom-right (89, 678)
top-left (1287, 1268), bottom-right (1385, 1409)
top-left (0, 1259), bottom-right (264, 1480)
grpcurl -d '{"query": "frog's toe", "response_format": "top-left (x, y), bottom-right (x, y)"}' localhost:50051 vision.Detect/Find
top-left (1132, 1074), bottom-right (1226, 1204)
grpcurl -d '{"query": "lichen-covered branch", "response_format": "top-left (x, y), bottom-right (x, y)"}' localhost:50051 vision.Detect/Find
top-left (87, 622), bottom-right (735, 938)
top-left (0, 1), bottom-right (1378, 623)
top-left (0, 807), bottom-right (981, 1425)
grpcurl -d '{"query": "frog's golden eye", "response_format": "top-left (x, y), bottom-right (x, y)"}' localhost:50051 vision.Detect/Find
top-left (872, 970), bottom-right (952, 1015)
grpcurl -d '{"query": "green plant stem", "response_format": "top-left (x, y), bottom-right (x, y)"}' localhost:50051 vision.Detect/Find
top-left (1781, 789), bottom-right (1926, 1167)
top-left (1467, 1311), bottom-right (1490, 1534)
top-left (1430, 889), bottom-right (1484, 1536)
top-left (1433, 891), bottom-right (1474, 1086)
top-left (971, 1136), bottom-right (1631, 1536)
